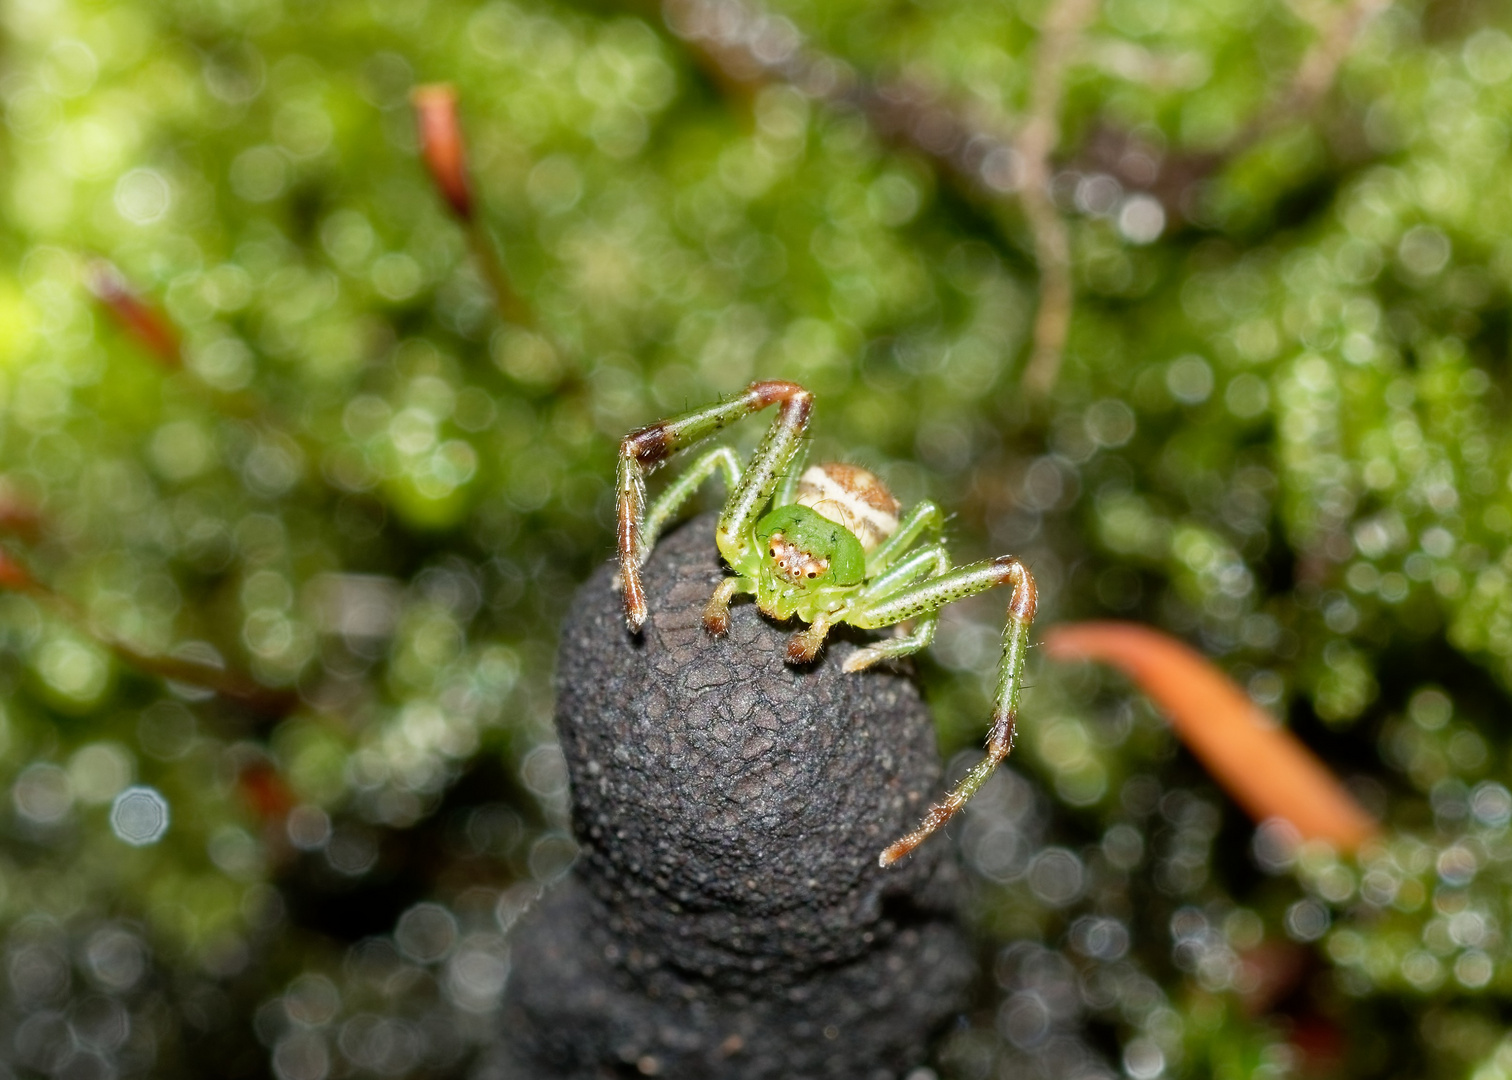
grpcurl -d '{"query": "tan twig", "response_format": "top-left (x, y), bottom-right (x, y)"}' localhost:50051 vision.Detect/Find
top-left (1079, 0), bottom-right (1390, 222)
top-left (107, 637), bottom-right (299, 715)
top-left (666, 0), bottom-right (1094, 396)
top-left (1017, 0), bottom-right (1101, 399)
top-left (661, 0), bottom-right (1020, 199)
top-left (1230, 0), bottom-right (1390, 157)
top-left (663, 0), bottom-right (1381, 400)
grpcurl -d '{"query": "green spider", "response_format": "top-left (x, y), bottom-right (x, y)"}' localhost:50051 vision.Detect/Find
top-left (616, 380), bottom-right (1037, 867)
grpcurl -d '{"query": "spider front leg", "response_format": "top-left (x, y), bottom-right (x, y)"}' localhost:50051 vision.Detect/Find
top-left (847, 555), bottom-right (1038, 867)
top-left (785, 610), bottom-right (837, 664)
top-left (612, 446), bottom-right (740, 601)
top-left (770, 441), bottom-right (809, 508)
top-left (702, 575), bottom-right (755, 636)
top-left (617, 381), bottom-right (812, 630)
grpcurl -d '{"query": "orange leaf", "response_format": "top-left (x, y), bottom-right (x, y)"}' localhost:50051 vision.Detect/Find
top-left (1044, 621), bottom-right (1378, 851)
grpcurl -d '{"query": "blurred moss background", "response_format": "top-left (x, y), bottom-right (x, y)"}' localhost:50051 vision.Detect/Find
top-left (4, 0), bottom-right (1512, 1076)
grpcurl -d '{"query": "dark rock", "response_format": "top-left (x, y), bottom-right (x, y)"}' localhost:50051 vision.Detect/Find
top-left (488, 515), bottom-right (975, 1079)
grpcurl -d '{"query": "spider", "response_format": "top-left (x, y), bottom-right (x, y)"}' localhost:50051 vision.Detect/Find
top-left (616, 380), bottom-right (1036, 868)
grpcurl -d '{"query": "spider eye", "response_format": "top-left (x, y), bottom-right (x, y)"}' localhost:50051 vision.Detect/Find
top-left (806, 570), bottom-right (816, 578)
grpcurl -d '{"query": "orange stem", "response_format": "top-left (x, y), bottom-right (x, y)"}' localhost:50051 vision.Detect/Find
top-left (0, 549), bottom-right (295, 716)
top-left (1044, 621), bottom-right (1379, 851)
top-left (411, 83), bottom-right (531, 326)
top-left (411, 84), bottom-right (474, 220)
top-left (86, 260), bottom-right (181, 367)
top-left (0, 486), bottom-right (43, 542)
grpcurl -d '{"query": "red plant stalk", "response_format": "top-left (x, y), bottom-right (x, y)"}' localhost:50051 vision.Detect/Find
top-left (0, 550), bottom-right (40, 594)
top-left (410, 83), bottom-right (530, 325)
top-left (0, 481), bottom-right (44, 543)
top-left (0, 549), bottom-right (295, 715)
top-left (1044, 621), bottom-right (1379, 851)
top-left (86, 260), bottom-right (181, 367)
top-left (237, 760), bottom-right (297, 822)
top-left (411, 83), bottom-right (474, 221)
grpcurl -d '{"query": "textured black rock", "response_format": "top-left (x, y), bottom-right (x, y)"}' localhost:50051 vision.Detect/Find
top-left (486, 516), bottom-right (975, 1079)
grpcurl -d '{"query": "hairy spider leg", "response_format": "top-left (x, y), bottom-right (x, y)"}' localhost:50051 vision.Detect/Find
top-left (864, 500), bottom-right (944, 577)
top-left (717, 442), bottom-right (810, 639)
top-left (785, 609), bottom-right (836, 664)
top-left (713, 391), bottom-right (812, 566)
top-left (702, 574), bottom-right (753, 636)
top-left (859, 540), bottom-right (952, 600)
top-left (617, 380), bottom-right (813, 630)
top-left (770, 442), bottom-right (809, 508)
top-left (842, 543), bottom-right (953, 672)
top-left (844, 556), bottom-right (1038, 868)
top-left (640, 447), bottom-right (743, 557)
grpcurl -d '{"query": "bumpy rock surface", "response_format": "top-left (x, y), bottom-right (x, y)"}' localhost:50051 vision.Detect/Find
top-left (486, 516), bottom-right (975, 1079)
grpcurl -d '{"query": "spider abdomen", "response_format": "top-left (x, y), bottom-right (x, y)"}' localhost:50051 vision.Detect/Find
top-left (795, 463), bottom-right (900, 553)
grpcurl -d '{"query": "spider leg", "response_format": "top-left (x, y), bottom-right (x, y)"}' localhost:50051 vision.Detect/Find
top-left (771, 441), bottom-right (810, 508)
top-left (844, 614), bottom-right (938, 671)
top-left (702, 574), bottom-right (754, 636)
top-left (843, 543), bottom-right (952, 672)
top-left (866, 501), bottom-right (944, 577)
top-left (714, 390), bottom-right (812, 561)
top-left (846, 556), bottom-right (1038, 867)
top-left (785, 610), bottom-right (835, 664)
top-left (641, 448), bottom-right (742, 559)
top-left (857, 542), bottom-right (951, 605)
top-left (617, 381), bottom-right (813, 630)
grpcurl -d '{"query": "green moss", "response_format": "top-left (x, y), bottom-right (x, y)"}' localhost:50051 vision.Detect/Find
top-left (5, 0), bottom-right (1512, 1075)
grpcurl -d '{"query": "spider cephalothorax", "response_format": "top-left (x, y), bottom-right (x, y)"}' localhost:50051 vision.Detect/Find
top-left (615, 380), bottom-right (1037, 867)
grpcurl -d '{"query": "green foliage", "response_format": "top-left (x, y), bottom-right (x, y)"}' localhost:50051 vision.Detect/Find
top-left (5, 0), bottom-right (1512, 1076)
